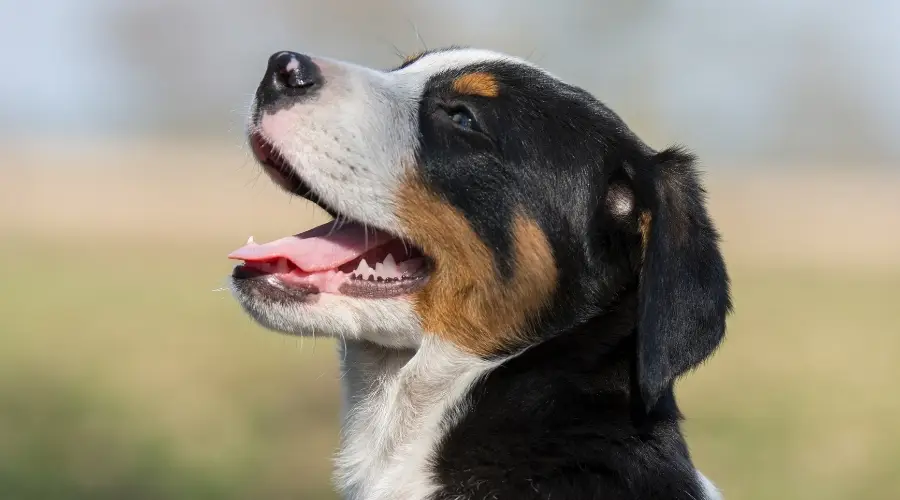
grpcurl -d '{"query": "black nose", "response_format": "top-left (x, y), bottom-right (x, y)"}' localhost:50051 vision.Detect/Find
top-left (268, 51), bottom-right (322, 89)
top-left (256, 51), bottom-right (323, 109)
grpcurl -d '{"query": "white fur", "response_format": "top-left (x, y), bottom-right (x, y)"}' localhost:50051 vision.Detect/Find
top-left (335, 337), bottom-right (502, 500)
top-left (698, 472), bottom-right (723, 500)
top-left (230, 275), bottom-right (422, 348)
top-left (256, 61), bottom-right (416, 233)
top-left (396, 48), bottom-right (542, 77)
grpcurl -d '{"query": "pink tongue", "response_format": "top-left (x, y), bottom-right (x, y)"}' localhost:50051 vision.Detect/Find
top-left (228, 221), bottom-right (394, 272)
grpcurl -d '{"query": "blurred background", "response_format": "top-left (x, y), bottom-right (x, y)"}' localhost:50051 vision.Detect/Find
top-left (1, 1), bottom-right (898, 499)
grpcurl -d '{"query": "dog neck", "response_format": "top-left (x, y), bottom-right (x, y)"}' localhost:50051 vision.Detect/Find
top-left (334, 337), bottom-right (501, 500)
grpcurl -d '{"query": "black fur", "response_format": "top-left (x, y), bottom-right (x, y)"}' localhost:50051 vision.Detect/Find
top-left (411, 54), bottom-right (731, 499)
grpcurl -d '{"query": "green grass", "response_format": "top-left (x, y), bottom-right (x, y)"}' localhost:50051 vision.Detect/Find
top-left (2, 233), bottom-right (899, 499)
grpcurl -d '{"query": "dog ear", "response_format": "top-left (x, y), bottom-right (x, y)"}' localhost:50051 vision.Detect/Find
top-left (629, 147), bottom-right (731, 411)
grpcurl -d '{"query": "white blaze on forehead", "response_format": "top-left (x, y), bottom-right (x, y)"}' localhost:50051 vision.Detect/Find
top-left (399, 48), bottom-right (535, 74)
top-left (391, 48), bottom-right (551, 91)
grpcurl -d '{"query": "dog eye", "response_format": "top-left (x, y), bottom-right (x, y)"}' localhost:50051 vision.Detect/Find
top-left (449, 108), bottom-right (477, 131)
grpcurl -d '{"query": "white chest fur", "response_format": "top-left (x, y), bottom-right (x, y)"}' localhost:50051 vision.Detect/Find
top-left (334, 338), bottom-right (500, 500)
top-left (331, 339), bottom-right (722, 500)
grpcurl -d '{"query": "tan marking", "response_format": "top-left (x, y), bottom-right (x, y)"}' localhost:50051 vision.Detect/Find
top-left (451, 72), bottom-right (500, 98)
top-left (397, 175), bottom-right (557, 356)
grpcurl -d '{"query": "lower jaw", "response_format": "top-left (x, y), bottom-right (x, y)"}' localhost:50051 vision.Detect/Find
top-left (232, 265), bottom-right (429, 300)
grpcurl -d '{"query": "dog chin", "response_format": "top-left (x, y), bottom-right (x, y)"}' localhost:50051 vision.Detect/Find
top-left (230, 275), bottom-right (424, 349)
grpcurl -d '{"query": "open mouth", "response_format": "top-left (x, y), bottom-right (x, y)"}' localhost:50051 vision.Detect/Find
top-left (229, 133), bottom-right (430, 300)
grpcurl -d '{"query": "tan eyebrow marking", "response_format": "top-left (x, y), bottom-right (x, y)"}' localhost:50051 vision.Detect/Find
top-left (452, 72), bottom-right (500, 98)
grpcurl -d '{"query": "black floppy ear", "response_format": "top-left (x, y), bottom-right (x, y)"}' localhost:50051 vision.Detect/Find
top-left (631, 147), bottom-right (731, 411)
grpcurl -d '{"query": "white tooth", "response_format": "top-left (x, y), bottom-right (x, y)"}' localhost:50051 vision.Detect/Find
top-left (246, 236), bottom-right (255, 245)
top-left (354, 259), bottom-right (368, 275)
top-left (276, 257), bottom-right (289, 274)
top-left (383, 254), bottom-right (397, 276)
top-left (375, 261), bottom-right (384, 275)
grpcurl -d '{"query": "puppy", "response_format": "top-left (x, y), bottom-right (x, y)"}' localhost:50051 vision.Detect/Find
top-left (229, 47), bottom-right (731, 500)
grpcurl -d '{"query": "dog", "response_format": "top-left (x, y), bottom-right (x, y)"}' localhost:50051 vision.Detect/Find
top-left (228, 47), bottom-right (731, 500)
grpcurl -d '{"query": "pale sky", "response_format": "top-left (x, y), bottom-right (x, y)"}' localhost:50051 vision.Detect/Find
top-left (2, 0), bottom-right (898, 164)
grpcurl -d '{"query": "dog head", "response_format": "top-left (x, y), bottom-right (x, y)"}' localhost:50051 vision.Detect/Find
top-left (229, 48), bottom-right (731, 408)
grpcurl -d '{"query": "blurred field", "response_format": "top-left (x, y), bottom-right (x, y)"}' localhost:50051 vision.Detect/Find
top-left (2, 142), bottom-right (899, 499)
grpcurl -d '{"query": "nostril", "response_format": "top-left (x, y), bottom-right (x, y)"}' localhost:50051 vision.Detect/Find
top-left (278, 67), bottom-right (315, 89)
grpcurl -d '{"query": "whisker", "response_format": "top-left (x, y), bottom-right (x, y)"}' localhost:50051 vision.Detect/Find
top-left (377, 35), bottom-right (406, 61)
top-left (326, 211), bottom-right (344, 237)
top-left (364, 221), bottom-right (369, 249)
top-left (212, 278), bottom-right (236, 293)
top-left (408, 19), bottom-right (428, 51)
top-left (245, 169), bottom-right (263, 189)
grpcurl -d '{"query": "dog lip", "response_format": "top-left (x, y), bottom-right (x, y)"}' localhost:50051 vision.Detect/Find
top-left (231, 265), bottom-right (320, 302)
top-left (250, 132), bottom-right (294, 182)
top-left (231, 260), bottom-right (429, 300)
